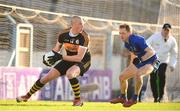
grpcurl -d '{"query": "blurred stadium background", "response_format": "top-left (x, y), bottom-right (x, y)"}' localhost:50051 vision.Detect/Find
top-left (0, 0), bottom-right (180, 103)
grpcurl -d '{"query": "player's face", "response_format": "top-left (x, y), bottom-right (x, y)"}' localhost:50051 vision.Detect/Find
top-left (119, 28), bottom-right (130, 42)
top-left (72, 19), bottom-right (84, 33)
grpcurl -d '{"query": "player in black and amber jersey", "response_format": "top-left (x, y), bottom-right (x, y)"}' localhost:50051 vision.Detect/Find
top-left (16, 16), bottom-right (91, 106)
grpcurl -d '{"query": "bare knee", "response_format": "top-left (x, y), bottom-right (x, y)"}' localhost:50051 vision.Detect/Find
top-left (66, 67), bottom-right (80, 79)
top-left (66, 69), bottom-right (74, 79)
top-left (135, 72), bottom-right (142, 84)
top-left (40, 78), bottom-right (46, 84)
top-left (119, 74), bottom-right (126, 82)
top-left (66, 68), bottom-right (79, 79)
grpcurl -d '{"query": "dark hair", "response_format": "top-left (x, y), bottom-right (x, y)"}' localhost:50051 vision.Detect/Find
top-left (162, 23), bottom-right (171, 29)
top-left (119, 24), bottom-right (132, 32)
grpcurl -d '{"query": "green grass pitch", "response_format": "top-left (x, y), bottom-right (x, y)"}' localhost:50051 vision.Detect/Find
top-left (0, 100), bottom-right (180, 111)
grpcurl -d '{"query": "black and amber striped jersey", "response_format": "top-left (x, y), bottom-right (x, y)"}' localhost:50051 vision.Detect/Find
top-left (58, 28), bottom-right (90, 56)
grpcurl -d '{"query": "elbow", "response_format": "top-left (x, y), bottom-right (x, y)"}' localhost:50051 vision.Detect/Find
top-left (70, 55), bottom-right (83, 62)
top-left (75, 56), bottom-right (83, 62)
top-left (149, 49), bottom-right (155, 57)
top-left (75, 53), bottom-right (85, 62)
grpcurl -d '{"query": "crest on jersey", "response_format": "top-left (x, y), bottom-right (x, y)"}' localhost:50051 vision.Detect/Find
top-left (64, 39), bottom-right (69, 42)
top-left (75, 40), bottom-right (79, 44)
top-left (70, 38), bottom-right (75, 43)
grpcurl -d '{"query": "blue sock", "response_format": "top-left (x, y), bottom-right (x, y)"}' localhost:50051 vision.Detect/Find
top-left (132, 95), bottom-right (138, 101)
top-left (120, 94), bottom-right (126, 99)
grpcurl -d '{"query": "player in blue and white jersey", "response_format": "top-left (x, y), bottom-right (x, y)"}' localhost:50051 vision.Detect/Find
top-left (110, 24), bottom-right (160, 107)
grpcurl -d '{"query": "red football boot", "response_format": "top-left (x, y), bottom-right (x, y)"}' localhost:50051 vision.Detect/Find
top-left (110, 97), bottom-right (127, 104)
top-left (72, 99), bottom-right (83, 106)
top-left (16, 95), bottom-right (30, 103)
top-left (123, 99), bottom-right (137, 107)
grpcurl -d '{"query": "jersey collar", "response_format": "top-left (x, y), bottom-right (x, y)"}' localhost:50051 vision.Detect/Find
top-left (69, 29), bottom-right (79, 37)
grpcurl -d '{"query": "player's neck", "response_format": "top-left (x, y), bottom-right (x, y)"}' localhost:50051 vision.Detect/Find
top-left (126, 34), bottom-right (131, 43)
top-left (70, 29), bottom-right (79, 37)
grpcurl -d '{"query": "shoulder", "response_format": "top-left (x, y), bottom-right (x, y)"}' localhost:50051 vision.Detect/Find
top-left (80, 30), bottom-right (90, 42)
top-left (147, 32), bottom-right (162, 44)
top-left (170, 36), bottom-right (177, 45)
top-left (170, 36), bottom-right (177, 42)
top-left (130, 34), bottom-right (145, 43)
top-left (80, 30), bottom-right (90, 46)
top-left (131, 34), bottom-right (144, 39)
top-left (81, 30), bottom-right (89, 39)
top-left (59, 28), bottom-right (71, 36)
top-left (150, 32), bottom-right (161, 38)
top-left (58, 28), bottom-right (71, 43)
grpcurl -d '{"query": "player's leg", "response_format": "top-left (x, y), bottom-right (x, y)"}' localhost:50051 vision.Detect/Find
top-left (16, 60), bottom-right (72, 103)
top-left (123, 64), bottom-right (154, 107)
top-left (158, 63), bottom-right (167, 102)
top-left (66, 57), bottom-right (91, 106)
top-left (138, 75), bottom-right (149, 102)
top-left (150, 70), bottom-right (159, 102)
top-left (110, 64), bottom-right (137, 104)
top-left (120, 64), bottom-right (137, 99)
top-left (16, 68), bottom-right (61, 102)
top-left (66, 65), bottom-right (82, 105)
top-left (135, 64), bottom-right (153, 95)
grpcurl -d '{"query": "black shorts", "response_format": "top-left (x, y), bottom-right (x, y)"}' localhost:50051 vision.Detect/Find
top-left (54, 52), bottom-right (91, 76)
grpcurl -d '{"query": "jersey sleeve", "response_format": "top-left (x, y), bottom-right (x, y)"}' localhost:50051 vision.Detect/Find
top-left (135, 37), bottom-right (148, 51)
top-left (81, 31), bottom-right (90, 47)
top-left (58, 34), bottom-right (63, 43)
top-left (169, 37), bottom-right (178, 68)
top-left (57, 28), bottom-right (70, 44)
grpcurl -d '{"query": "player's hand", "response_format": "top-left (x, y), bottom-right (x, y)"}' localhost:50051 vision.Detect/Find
top-left (43, 50), bottom-right (62, 66)
top-left (169, 66), bottom-right (174, 72)
top-left (152, 60), bottom-right (160, 72)
top-left (132, 57), bottom-right (141, 65)
top-left (43, 55), bottom-right (51, 66)
top-left (47, 50), bottom-right (62, 65)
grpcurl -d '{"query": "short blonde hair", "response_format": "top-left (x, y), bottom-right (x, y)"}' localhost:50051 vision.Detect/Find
top-left (71, 16), bottom-right (82, 25)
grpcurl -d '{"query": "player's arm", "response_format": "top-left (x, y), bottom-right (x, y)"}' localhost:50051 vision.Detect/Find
top-left (141, 47), bottom-right (155, 61)
top-left (43, 34), bottom-right (63, 66)
top-left (63, 46), bottom-right (87, 62)
top-left (130, 52), bottom-right (136, 64)
top-left (63, 31), bottom-right (89, 62)
top-left (52, 39), bottom-right (63, 52)
top-left (48, 36), bottom-right (64, 61)
top-left (120, 48), bottom-right (131, 57)
top-left (169, 38), bottom-right (178, 71)
top-left (136, 37), bottom-right (155, 62)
